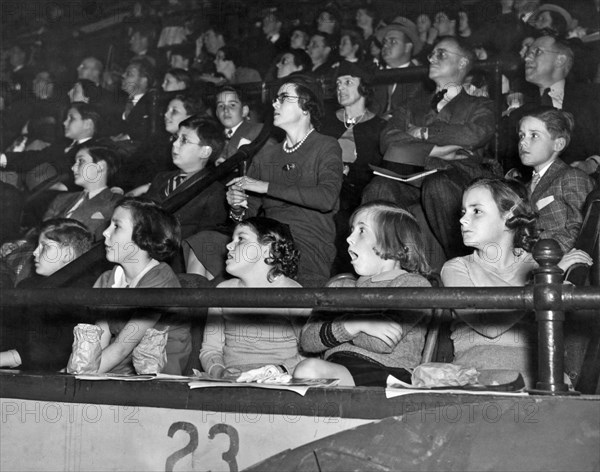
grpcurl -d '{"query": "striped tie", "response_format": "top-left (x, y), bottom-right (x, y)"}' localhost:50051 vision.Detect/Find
top-left (165, 174), bottom-right (187, 197)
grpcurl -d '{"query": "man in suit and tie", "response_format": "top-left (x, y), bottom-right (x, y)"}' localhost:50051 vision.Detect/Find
top-left (214, 86), bottom-right (263, 165)
top-left (371, 18), bottom-right (424, 119)
top-left (117, 58), bottom-right (160, 143)
top-left (363, 36), bottom-right (496, 260)
top-left (518, 108), bottom-right (595, 253)
top-left (246, 8), bottom-right (289, 79)
top-left (504, 34), bottom-right (600, 173)
top-left (43, 145), bottom-right (122, 241)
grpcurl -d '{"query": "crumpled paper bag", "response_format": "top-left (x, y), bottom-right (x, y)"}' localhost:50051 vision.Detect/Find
top-left (132, 327), bottom-right (169, 374)
top-left (411, 362), bottom-right (479, 387)
top-left (67, 324), bottom-right (103, 374)
top-left (236, 365), bottom-right (292, 384)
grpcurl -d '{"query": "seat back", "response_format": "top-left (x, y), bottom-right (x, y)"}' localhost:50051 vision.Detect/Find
top-left (176, 273), bottom-right (213, 375)
top-left (421, 272), bottom-right (453, 364)
top-left (565, 190), bottom-right (600, 286)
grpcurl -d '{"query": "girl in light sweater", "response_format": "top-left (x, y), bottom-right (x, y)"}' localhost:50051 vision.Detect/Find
top-left (294, 201), bottom-right (432, 386)
top-left (200, 217), bottom-right (308, 378)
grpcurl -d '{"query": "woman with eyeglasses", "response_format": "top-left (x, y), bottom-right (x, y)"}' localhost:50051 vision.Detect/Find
top-left (225, 74), bottom-right (343, 287)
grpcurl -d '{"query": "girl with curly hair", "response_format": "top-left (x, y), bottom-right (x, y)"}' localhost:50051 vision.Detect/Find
top-left (200, 217), bottom-right (309, 379)
top-left (293, 201), bottom-right (432, 387)
top-left (441, 178), bottom-right (591, 387)
top-left (93, 197), bottom-right (191, 374)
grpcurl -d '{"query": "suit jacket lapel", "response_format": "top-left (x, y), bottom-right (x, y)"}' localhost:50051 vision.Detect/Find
top-left (531, 159), bottom-right (565, 200)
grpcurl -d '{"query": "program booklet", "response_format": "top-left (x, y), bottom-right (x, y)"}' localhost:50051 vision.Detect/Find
top-left (369, 165), bottom-right (438, 187)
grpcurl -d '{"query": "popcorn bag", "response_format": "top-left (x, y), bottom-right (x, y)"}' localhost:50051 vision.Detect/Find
top-left (411, 362), bottom-right (479, 388)
top-left (132, 327), bottom-right (169, 375)
top-left (67, 324), bottom-right (104, 374)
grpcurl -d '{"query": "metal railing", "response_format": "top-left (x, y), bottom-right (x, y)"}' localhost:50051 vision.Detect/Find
top-left (2, 239), bottom-right (599, 395)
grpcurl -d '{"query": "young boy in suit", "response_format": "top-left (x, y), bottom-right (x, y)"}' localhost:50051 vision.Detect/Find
top-left (518, 107), bottom-right (595, 252)
top-left (214, 85), bottom-right (263, 165)
top-left (145, 115), bottom-right (227, 239)
top-left (44, 145), bottom-right (122, 241)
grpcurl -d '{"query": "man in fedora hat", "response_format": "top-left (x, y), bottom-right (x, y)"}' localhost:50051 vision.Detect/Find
top-left (371, 18), bottom-right (424, 119)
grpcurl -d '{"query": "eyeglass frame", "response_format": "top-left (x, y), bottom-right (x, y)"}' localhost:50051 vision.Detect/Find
top-left (523, 46), bottom-right (561, 59)
top-left (170, 134), bottom-right (203, 146)
top-left (272, 93), bottom-right (303, 105)
top-left (427, 48), bottom-right (466, 63)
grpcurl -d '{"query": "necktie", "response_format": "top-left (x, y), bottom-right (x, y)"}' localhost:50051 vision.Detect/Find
top-left (530, 172), bottom-right (542, 193)
top-left (65, 192), bottom-right (88, 218)
top-left (64, 140), bottom-right (77, 154)
top-left (540, 88), bottom-right (553, 107)
top-left (123, 98), bottom-right (134, 119)
top-left (165, 174), bottom-right (187, 197)
top-left (225, 129), bottom-right (233, 139)
top-left (386, 83), bottom-right (396, 115)
top-left (431, 89), bottom-right (448, 112)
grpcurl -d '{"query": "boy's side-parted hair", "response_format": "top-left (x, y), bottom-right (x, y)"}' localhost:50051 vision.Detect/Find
top-left (178, 115), bottom-right (225, 166)
top-left (216, 85), bottom-right (249, 107)
top-left (79, 144), bottom-right (121, 186)
top-left (40, 218), bottom-right (93, 258)
top-left (239, 217), bottom-right (300, 282)
top-left (68, 102), bottom-right (102, 136)
top-left (466, 178), bottom-right (540, 253)
top-left (116, 197), bottom-right (181, 262)
top-left (520, 107), bottom-right (575, 149)
top-left (350, 201), bottom-right (431, 276)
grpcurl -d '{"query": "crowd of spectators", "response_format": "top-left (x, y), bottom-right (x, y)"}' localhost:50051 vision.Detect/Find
top-left (0, 0), bottom-right (599, 386)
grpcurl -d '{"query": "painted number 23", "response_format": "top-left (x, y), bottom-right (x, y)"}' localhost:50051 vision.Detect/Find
top-left (165, 421), bottom-right (239, 472)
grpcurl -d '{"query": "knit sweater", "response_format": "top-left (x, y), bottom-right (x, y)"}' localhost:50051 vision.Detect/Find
top-left (94, 262), bottom-right (192, 375)
top-left (441, 251), bottom-right (538, 384)
top-left (300, 269), bottom-right (431, 370)
top-left (200, 277), bottom-right (309, 376)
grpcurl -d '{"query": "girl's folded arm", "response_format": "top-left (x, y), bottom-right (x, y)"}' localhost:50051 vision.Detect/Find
top-left (97, 314), bottom-right (160, 374)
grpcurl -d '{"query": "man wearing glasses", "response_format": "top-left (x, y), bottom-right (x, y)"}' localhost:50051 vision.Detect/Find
top-left (363, 36), bottom-right (496, 262)
top-left (503, 35), bottom-right (600, 174)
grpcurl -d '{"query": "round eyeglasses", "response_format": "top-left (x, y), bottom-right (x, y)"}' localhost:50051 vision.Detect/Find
top-left (272, 94), bottom-right (302, 105)
top-left (427, 48), bottom-right (465, 62)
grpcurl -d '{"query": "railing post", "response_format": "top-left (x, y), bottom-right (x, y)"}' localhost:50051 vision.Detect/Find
top-left (531, 239), bottom-right (575, 395)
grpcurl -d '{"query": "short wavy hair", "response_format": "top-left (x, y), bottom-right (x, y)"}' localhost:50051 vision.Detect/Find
top-left (115, 197), bottom-right (181, 262)
top-left (40, 218), bottom-right (92, 258)
top-left (520, 107), bottom-right (575, 149)
top-left (465, 178), bottom-right (540, 253)
top-left (350, 201), bottom-right (431, 276)
top-left (278, 74), bottom-right (324, 128)
top-left (238, 217), bottom-right (299, 281)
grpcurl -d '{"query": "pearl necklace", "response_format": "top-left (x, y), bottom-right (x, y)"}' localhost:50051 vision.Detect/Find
top-left (343, 109), bottom-right (366, 129)
top-left (283, 128), bottom-right (314, 153)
